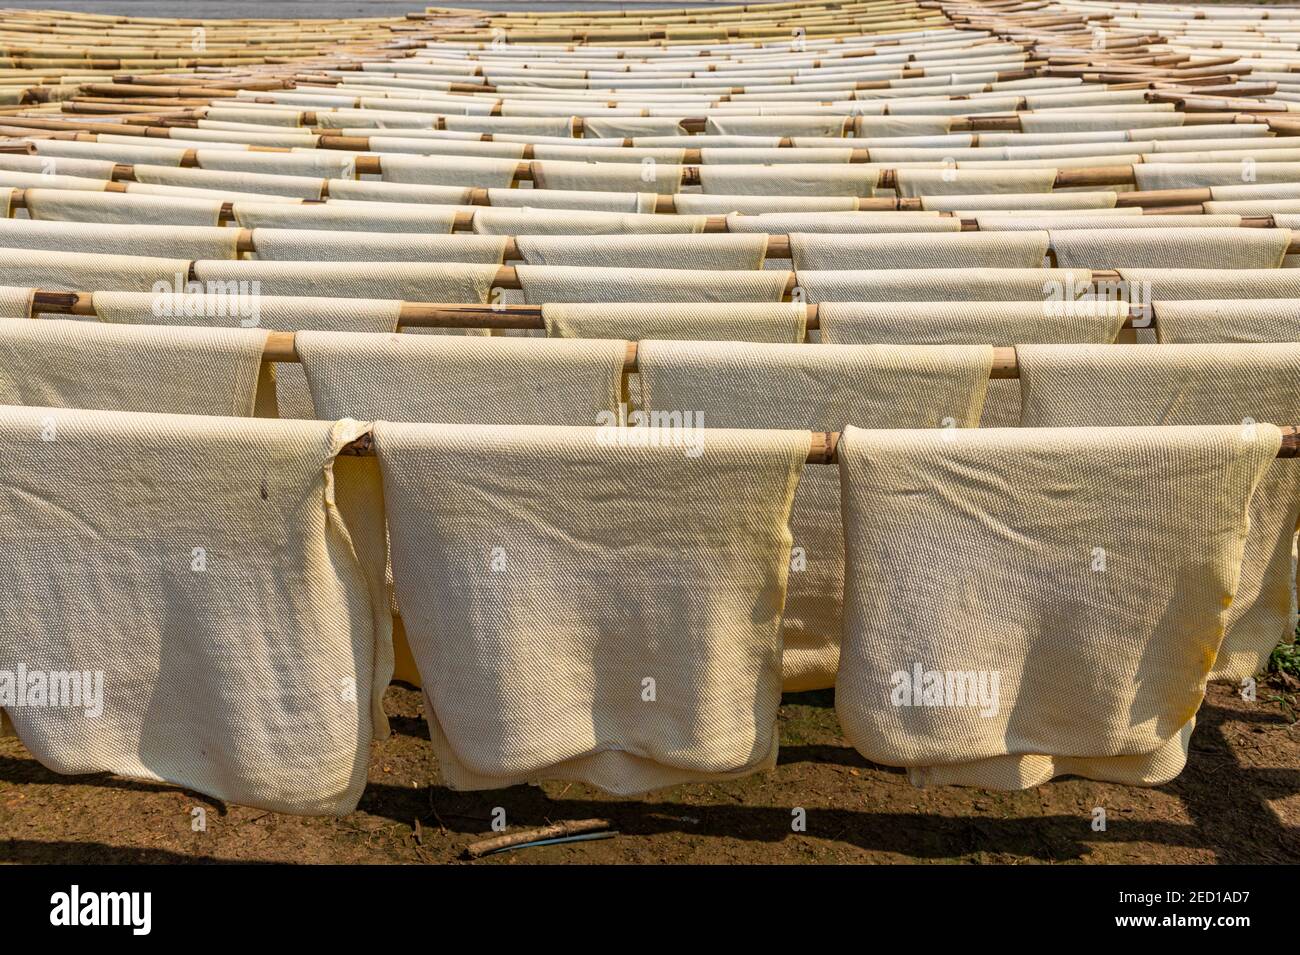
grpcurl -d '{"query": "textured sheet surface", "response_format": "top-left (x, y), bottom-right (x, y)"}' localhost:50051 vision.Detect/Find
top-left (0, 248), bottom-right (188, 293)
top-left (789, 231), bottom-right (1048, 270)
top-left (233, 202), bottom-right (459, 234)
top-left (543, 302), bottom-right (807, 342)
top-left (0, 408), bottom-right (381, 814)
top-left (193, 260), bottom-right (499, 305)
top-left (897, 168), bottom-right (1056, 197)
top-left (1049, 227), bottom-right (1290, 270)
top-left (474, 207), bottom-right (704, 235)
top-left (26, 189), bottom-right (225, 227)
top-left (375, 422), bottom-right (807, 793)
top-left (698, 164), bottom-right (877, 197)
top-left (326, 179), bottom-right (473, 205)
top-left (133, 164), bottom-right (325, 200)
top-left (251, 229), bottom-right (507, 264)
top-left (197, 149), bottom-right (357, 180)
top-left (0, 318), bottom-right (268, 417)
top-left (726, 212), bottom-right (961, 234)
top-left (1135, 162), bottom-right (1300, 191)
top-left (298, 331), bottom-right (625, 425)
top-left (836, 424), bottom-right (1276, 788)
top-left (978, 214), bottom-right (1241, 231)
top-left (0, 219), bottom-right (239, 261)
top-left (1116, 268), bottom-right (1300, 300)
top-left (1154, 299), bottom-right (1300, 343)
top-left (707, 115), bottom-right (849, 138)
top-left (921, 191), bottom-right (1117, 211)
top-left (517, 265), bottom-right (790, 303)
top-left (516, 233), bottom-right (767, 269)
top-left (1018, 344), bottom-right (1300, 682)
top-left (381, 154), bottom-right (519, 188)
top-left (675, 194), bottom-right (859, 214)
top-left (0, 285), bottom-right (34, 318)
top-left (795, 268), bottom-right (1090, 303)
top-left (93, 292), bottom-right (402, 419)
top-left (487, 188), bottom-right (657, 214)
top-left (533, 159), bottom-right (683, 195)
top-left (819, 299), bottom-right (1127, 425)
top-left (639, 340), bottom-right (992, 690)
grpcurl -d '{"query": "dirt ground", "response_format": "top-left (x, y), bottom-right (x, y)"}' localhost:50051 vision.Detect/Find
top-left (2, 678), bottom-right (1297, 865)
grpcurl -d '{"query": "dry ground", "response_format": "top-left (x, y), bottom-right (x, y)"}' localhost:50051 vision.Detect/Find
top-left (2, 678), bottom-right (1296, 864)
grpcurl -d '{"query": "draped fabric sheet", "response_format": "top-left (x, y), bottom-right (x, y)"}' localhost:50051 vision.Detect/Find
top-left (0, 318), bottom-right (270, 417)
top-left (818, 300), bottom-right (1127, 346)
top-left (789, 231), bottom-right (1048, 270)
top-left (1135, 162), bottom-right (1300, 191)
top-left (0, 219), bottom-right (240, 261)
top-left (543, 302), bottom-right (807, 342)
top-left (124, 181), bottom-right (304, 204)
top-left (0, 408), bottom-right (383, 815)
top-left (0, 153), bottom-right (113, 180)
top-left (1018, 344), bottom-right (1300, 682)
top-left (697, 164), bottom-right (877, 197)
top-left (374, 422), bottom-right (807, 793)
top-left (297, 331), bottom-right (626, 425)
top-left (726, 212), bottom-right (961, 234)
top-left (250, 230), bottom-right (508, 264)
top-left (0, 285), bottom-right (34, 318)
top-left (675, 194), bottom-right (859, 214)
top-left (298, 331), bottom-right (628, 689)
top-left (0, 170), bottom-right (109, 193)
top-left (534, 145), bottom-right (685, 165)
top-left (855, 115), bottom-right (953, 137)
top-left (233, 201), bottom-right (460, 234)
top-left (380, 154), bottom-right (520, 188)
top-left (920, 191), bottom-right (1117, 211)
top-left (1048, 227), bottom-right (1291, 270)
top-left (92, 292), bottom-right (403, 419)
top-left (836, 424), bottom-right (1277, 789)
top-left (1154, 300), bottom-right (1300, 343)
top-left (897, 168), bottom-right (1057, 196)
top-left (132, 164), bottom-right (326, 200)
top-left (700, 147), bottom-right (853, 165)
top-left (795, 267), bottom-right (1091, 303)
top-left (325, 180), bottom-right (473, 205)
top-left (818, 300), bottom-right (1127, 425)
top-left (517, 264), bottom-right (790, 303)
top-left (707, 115), bottom-right (850, 138)
top-left (0, 248), bottom-right (190, 295)
top-left (474, 207), bottom-right (704, 235)
top-left (584, 116), bottom-right (685, 139)
top-left (978, 214), bottom-right (1241, 231)
top-left (1116, 268), bottom-right (1300, 300)
top-left (193, 260), bottom-right (500, 305)
top-left (1020, 111), bottom-right (1183, 133)
top-left (515, 233), bottom-right (768, 269)
top-left (26, 189), bottom-right (225, 227)
top-left (638, 341), bottom-right (993, 691)
top-left (532, 159), bottom-right (684, 195)
top-left (487, 188), bottom-right (660, 214)
top-left (195, 149), bottom-right (357, 180)
top-left (1210, 182), bottom-right (1300, 202)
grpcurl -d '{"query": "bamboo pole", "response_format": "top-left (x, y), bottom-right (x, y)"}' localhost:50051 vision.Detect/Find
top-left (0, 184), bottom-right (1265, 219)
top-left (333, 425), bottom-right (1300, 463)
top-left (26, 290), bottom-right (1158, 332)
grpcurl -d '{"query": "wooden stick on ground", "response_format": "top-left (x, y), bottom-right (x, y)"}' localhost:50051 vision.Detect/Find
top-left (463, 818), bottom-right (614, 859)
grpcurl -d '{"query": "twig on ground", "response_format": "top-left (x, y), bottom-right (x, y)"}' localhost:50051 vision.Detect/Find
top-left (463, 818), bottom-right (613, 859)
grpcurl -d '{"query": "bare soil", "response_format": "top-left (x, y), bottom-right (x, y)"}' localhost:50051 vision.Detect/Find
top-left (2, 679), bottom-right (1297, 865)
